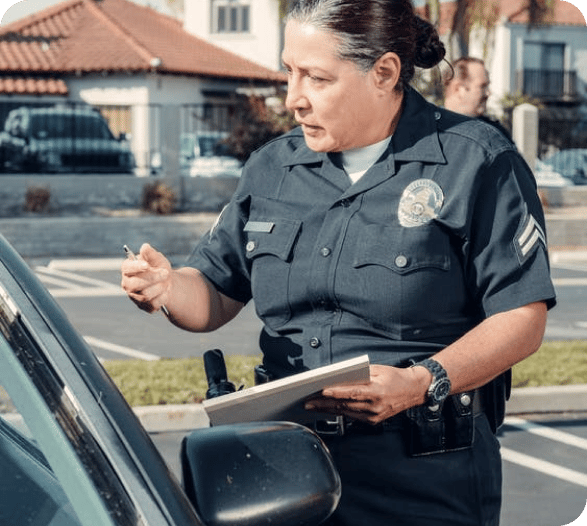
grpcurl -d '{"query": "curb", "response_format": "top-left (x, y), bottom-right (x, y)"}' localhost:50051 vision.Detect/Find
top-left (505, 384), bottom-right (587, 415)
top-left (133, 385), bottom-right (587, 434)
top-left (550, 250), bottom-right (587, 264)
top-left (133, 404), bottom-right (210, 433)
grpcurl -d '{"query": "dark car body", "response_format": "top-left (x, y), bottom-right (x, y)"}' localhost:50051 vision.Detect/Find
top-left (0, 105), bottom-right (135, 173)
top-left (0, 234), bottom-right (339, 525)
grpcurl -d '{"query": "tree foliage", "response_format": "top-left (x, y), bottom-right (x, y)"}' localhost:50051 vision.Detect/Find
top-left (224, 94), bottom-right (296, 163)
top-left (424, 0), bottom-right (555, 59)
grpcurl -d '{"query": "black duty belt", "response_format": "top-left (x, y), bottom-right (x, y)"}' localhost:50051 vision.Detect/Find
top-left (312, 389), bottom-right (484, 437)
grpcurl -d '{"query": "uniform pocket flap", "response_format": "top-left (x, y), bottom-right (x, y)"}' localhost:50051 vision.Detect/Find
top-left (245, 218), bottom-right (302, 261)
top-left (354, 224), bottom-right (450, 274)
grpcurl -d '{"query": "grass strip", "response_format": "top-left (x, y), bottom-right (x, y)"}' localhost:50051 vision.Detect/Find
top-left (102, 341), bottom-right (587, 407)
top-left (103, 354), bottom-right (260, 406)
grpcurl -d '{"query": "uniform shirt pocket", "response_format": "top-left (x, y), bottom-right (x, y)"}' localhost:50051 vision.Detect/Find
top-left (349, 224), bottom-right (455, 335)
top-left (245, 218), bottom-right (302, 328)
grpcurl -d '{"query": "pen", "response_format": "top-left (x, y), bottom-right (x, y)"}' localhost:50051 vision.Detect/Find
top-left (123, 245), bottom-right (170, 317)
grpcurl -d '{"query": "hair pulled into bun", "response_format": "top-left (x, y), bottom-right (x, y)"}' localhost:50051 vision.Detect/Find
top-left (413, 16), bottom-right (446, 69)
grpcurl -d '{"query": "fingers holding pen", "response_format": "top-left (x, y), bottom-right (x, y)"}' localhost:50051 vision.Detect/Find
top-left (121, 243), bottom-right (172, 313)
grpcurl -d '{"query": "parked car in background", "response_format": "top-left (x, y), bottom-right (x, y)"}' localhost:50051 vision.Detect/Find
top-left (0, 233), bottom-right (340, 526)
top-left (536, 149), bottom-right (587, 186)
top-left (533, 160), bottom-right (574, 188)
top-left (150, 132), bottom-right (242, 178)
top-left (0, 105), bottom-right (135, 174)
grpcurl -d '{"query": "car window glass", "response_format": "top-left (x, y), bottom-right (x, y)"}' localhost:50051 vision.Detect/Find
top-left (181, 134), bottom-right (197, 158)
top-left (198, 136), bottom-right (218, 157)
top-left (29, 114), bottom-right (114, 140)
top-left (0, 383), bottom-right (82, 526)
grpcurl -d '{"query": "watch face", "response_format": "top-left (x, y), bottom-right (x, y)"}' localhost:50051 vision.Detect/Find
top-left (431, 378), bottom-right (451, 403)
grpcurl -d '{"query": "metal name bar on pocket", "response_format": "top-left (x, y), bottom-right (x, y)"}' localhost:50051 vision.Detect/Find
top-left (244, 221), bottom-right (275, 233)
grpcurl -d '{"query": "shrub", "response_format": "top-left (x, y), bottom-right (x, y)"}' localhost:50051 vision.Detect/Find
top-left (24, 186), bottom-right (51, 213)
top-left (224, 94), bottom-right (296, 163)
top-left (141, 181), bottom-right (177, 215)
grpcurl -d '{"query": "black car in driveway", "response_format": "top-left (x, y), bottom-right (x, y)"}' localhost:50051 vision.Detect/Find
top-left (0, 234), bottom-right (340, 525)
top-left (0, 105), bottom-right (135, 173)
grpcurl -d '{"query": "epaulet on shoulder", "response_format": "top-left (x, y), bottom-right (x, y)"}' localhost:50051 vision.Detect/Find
top-left (438, 110), bottom-right (514, 153)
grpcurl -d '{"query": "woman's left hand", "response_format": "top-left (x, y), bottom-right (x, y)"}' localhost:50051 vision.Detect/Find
top-left (305, 364), bottom-right (430, 425)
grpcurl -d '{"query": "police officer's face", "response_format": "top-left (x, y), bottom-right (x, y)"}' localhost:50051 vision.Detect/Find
top-left (282, 20), bottom-right (400, 152)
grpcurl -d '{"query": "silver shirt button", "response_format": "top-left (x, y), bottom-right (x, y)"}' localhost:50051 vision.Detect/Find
top-left (395, 255), bottom-right (408, 268)
top-left (245, 241), bottom-right (256, 252)
top-left (309, 337), bottom-right (321, 348)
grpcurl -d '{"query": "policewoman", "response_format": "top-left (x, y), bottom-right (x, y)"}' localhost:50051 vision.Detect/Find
top-left (121, 0), bottom-right (557, 524)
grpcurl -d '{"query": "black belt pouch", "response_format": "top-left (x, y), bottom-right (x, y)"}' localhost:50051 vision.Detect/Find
top-left (405, 394), bottom-right (474, 457)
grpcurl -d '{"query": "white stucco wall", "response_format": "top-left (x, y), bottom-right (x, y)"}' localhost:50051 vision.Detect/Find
top-left (68, 74), bottom-right (210, 106)
top-left (184, 0), bottom-right (282, 71)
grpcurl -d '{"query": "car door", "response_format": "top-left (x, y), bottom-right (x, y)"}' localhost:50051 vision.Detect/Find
top-left (0, 233), bottom-right (203, 526)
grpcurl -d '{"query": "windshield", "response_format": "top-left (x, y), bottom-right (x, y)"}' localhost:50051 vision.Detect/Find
top-left (29, 114), bottom-right (115, 140)
top-left (198, 136), bottom-right (231, 157)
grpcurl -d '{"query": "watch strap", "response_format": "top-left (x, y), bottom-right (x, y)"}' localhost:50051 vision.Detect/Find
top-left (412, 358), bottom-right (451, 405)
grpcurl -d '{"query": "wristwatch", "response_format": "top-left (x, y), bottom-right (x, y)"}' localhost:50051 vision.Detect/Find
top-left (412, 358), bottom-right (452, 407)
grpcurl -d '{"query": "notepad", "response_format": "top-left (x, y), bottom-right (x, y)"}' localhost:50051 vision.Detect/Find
top-left (202, 355), bottom-right (371, 426)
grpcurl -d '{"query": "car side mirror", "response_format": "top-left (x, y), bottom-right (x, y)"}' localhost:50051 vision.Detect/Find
top-left (181, 421), bottom-right (341, 526)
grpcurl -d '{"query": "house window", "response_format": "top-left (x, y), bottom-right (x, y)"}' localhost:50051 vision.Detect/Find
top-left (522, 42), bottom-right (567, 98)
top-left (212, 0), bottom-right (250, 33)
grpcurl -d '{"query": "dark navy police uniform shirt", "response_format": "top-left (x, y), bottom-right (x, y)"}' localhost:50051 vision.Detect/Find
top-left (187, 88), bottom-right (556, 379)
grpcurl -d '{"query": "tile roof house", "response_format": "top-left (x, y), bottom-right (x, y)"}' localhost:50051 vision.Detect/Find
top-left (0, 0), bottom-right (285, 95)
top-left (0, 0), bottom-right (286, 173)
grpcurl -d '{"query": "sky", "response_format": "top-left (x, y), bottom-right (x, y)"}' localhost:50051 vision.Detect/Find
top-left (0, 0), bottom-right (175, 25)
top-left (1, 0), bottom-right (67, 25)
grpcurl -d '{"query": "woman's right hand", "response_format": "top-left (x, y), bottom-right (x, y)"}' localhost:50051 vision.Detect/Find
top-left (121, 243), bottom-right (173, 314)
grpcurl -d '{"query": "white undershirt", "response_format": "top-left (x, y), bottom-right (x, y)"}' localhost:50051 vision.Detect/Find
top-left (341, 135), bottom-right (392, 183)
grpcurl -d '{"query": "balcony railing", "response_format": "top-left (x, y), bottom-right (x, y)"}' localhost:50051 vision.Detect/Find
top-left (516, 69), bottom-right (578, 100)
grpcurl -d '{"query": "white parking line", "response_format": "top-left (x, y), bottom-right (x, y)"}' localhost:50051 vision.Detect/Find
top-left (503, 417), bottom-right (587, 489)
top-left (501, 447), bottom-right (587, 488)
top-left (48, 287), bottom-right (127, 298)
top-left (84, 336), bottom-right (160, 361)
top-left (36, 266), bottom-right (121, 288)
top-left (552, 278), bottom-right (587, 286)
top-left (47, 258), bottom-right (124, 271)
top-left (505, 417), bottom-right (587, 450)
top-left (35, 266), bottom-right (124, 297)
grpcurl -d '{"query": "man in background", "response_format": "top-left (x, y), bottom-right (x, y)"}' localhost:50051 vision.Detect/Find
top-left (443, 56), bottom-right (512, 140)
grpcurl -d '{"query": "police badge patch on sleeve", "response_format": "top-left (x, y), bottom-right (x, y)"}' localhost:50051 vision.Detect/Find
top-left (514, 211), bottom-right (547, 264)
top-left (398, 179), bottom-right (444, 228)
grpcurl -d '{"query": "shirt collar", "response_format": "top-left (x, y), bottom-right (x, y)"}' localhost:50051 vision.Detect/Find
top-left (281, 87), bottom-right (446, 167)
top-left (392, 87), bottom-right (446, 165)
